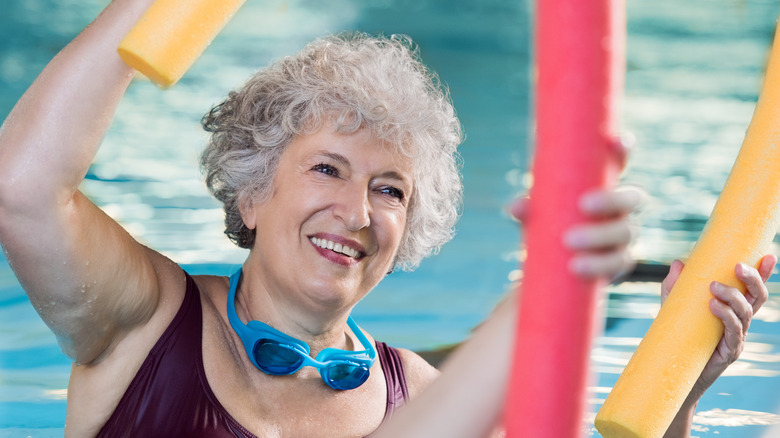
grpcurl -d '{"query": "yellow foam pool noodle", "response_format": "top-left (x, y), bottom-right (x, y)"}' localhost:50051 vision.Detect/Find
top-left (594, 20), bottom-right (780, 438)
top-left (118, 0), bottom-right (246, 88)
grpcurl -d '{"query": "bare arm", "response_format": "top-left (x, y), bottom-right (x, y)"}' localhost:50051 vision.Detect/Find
top-left (0, 0), bottom-right (166, 364)
top-left (372, 188), bottom-right (641, 438)
top-left (374, 296), bottom-right (515, 438)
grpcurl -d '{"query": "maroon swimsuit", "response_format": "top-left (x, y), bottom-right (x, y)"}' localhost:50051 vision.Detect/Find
top-left (96, 273), bottom-right (409, 437)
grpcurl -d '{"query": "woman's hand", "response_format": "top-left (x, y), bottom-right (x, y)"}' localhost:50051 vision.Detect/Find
top-left (661, 255), bottom-right (776, 437)
top-left (510, 186), bottom-right (643, 280)
top-left (663, 255), bottom-right (775, 396)
top-left (509, 133), bottom-right (638, 280)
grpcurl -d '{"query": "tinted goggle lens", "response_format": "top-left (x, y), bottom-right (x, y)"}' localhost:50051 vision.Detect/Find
top-left (254, 340), bottom-right (370, 389)
top-left (253, 339), bottom-right (304, 374)
top-left (323, 362), bottom-right (370, 390)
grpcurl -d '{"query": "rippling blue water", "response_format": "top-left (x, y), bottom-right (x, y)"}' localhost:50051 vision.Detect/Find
top-left (1, 0), bottom-right (780, 436)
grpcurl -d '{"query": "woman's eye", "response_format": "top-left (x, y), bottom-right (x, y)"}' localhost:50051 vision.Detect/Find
top-left (380, 186), bottom-right (405, 200)
top-left (312, 163), bottom-right (338, 176)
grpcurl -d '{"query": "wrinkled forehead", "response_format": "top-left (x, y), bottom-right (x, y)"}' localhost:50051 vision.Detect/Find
top-left (303, 111), bottom-right (422, 173)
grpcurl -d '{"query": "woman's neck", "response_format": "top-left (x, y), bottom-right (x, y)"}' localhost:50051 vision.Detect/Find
top-left (235, 264), bottom-right (358, 355)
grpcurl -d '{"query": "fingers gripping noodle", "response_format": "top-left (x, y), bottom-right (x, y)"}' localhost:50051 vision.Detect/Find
top-left (595, 18), bottom-right (780, 438)
top-left (118, 0), bottom-right (247, 88)
top-left (503, 0), bottom-right (625, 436)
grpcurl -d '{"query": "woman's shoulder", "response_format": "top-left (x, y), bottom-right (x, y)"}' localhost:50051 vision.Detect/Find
top-left (191, 273), bottom-right (231, 312)
top-left (394, 347), bottom-right (440, 399)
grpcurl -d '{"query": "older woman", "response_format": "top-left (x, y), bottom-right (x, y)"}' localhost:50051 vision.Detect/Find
top-left (0, 0), bottom-right (771, 437)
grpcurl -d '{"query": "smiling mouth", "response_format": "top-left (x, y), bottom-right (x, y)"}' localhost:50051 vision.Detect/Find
top-left (309, 237), bottom-right (363, 259)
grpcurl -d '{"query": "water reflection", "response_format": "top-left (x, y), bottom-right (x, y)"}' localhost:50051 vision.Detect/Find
top-left (694, 409), bottom-right (780, 428)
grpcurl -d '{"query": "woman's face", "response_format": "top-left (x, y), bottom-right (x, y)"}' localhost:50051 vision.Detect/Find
top-left (243, 125), bottom-right (413, 313)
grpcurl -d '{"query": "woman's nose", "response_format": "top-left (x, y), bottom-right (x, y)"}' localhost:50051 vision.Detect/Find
top-left (333, 185), bottom-right (371, 231)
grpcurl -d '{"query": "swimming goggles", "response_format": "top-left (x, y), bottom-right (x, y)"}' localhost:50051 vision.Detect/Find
top-left (227, 269), bottom-right (376, 390)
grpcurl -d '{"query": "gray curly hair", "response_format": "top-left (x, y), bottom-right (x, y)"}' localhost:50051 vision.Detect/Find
top-left (200, 32), bottom-right (463, 271)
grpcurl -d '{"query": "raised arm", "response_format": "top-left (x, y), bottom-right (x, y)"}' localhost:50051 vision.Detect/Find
top-left (0, 0), bottom-right (168, 364)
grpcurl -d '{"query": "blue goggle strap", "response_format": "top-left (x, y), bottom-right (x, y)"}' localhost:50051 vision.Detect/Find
top-left (227, 269), bottom-right (286, 369)
top-left (314, 317), bottom-right (376, 366)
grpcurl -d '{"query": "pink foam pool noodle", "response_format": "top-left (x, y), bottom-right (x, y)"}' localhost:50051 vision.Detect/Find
top-left (504, 0), bottom-right (625, 436)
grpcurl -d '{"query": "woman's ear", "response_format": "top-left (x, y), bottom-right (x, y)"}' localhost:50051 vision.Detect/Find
top-left (238, 195), bottom-right (257, 231)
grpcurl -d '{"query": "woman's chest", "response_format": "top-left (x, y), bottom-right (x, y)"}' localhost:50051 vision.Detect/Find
top-left (200, 303), bottom-right (389, 438)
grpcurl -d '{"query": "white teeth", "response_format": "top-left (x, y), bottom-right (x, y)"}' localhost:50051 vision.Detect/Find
top-left (310, 237), bottom-right (360, 259)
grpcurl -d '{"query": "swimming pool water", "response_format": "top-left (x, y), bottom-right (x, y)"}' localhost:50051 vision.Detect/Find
top-left (2, 0), bottom-right (780, 436)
